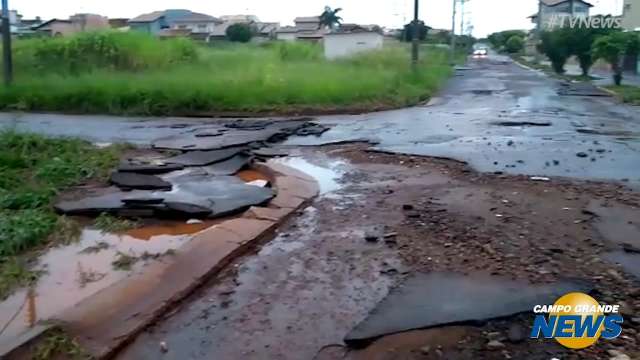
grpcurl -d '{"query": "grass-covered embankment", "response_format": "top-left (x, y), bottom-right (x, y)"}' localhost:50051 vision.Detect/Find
top-left (0, 32), bottom-right (453, 115)
top-left (606, 84), bottom-right (640, 105)
top-left (0, 131), bottom-right (123, 298)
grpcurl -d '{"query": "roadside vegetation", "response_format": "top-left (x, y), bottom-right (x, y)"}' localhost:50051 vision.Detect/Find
top-left (0, 31), bottom-right (453, 116)
top-left (0, 131), bottom-right (123, 298)
top-left (606, 84), bottom-right (640, 105)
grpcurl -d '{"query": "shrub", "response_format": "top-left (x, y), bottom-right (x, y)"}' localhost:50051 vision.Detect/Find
top-left (593, 32), bottom-right (640, 85)
top-left (505, 35), bottom-right (524, 53)
top-left (276, 41), bottom-right (321, 61)
top-left (31, 31), bottom-right (197, 73)
top-left (226, 24), bottom-right (254, 43)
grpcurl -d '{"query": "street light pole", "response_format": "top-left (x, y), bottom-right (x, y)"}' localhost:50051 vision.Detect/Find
top-left (1, 0), bottom-right (12, 86)
top-left (450, 0), bottom-right (457, 64)
top-left (411, 0), bottom-right (419, 69)
top-left (460, 0), bottom-right (465, 36)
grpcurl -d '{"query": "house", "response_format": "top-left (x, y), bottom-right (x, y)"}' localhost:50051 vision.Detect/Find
top-left (622, 0), bottom-right (640, 31)
top-left (108, 18), bottom-right (129, 29)
top-left (219, 15), bottom-right (260, 23)
top-left (529, 0), bottom-right (593, 30)
top-left (276, 26), bottom-right (298, 41)
top-left (33, 14), bottom-right (109, 37)
top-left (255, 22), bottom-right (280, 40)
top-left (294, 17), bottom-right (321, 31)
top-left (129, 9), bottom-right (204, 35)
top-left (324, 25), bottom-right (383, 60)
top-left (171, 13), bottom-right (222, 34)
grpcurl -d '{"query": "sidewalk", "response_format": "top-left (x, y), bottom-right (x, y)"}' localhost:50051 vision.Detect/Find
top-left (563, 63), bottom-right (640, 87)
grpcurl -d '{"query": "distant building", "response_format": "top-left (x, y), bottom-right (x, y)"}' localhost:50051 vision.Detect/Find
top-left (108, 18), bottom-right (130, 29)
top-left (294, 17), bottom-right (321, 31)
top-left (529, 0), bottom-right (593, 31)
top-left (129, 9), bottom-right (207, 35)
top-left (219, 15), bottom-right (260, 23)
top-left (324, 25), bottom-right (383, 59)
top-left (275, 26), bottom-right (298, 41)
top-left (622, 0), bottom-right (640, 31)
top-left (33, 14), bottom-right (109, 37)
top-left (171, 13), bottom-right (222, 34)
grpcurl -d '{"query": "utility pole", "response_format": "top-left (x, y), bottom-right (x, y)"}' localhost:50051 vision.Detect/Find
top-left (411, 0), bottom-right (419, 69)
top-left (1, 0), bottom-right (12, 86)
top-left (450, 0), bottom-right (457, 64)
top-left (460, 0), bottom-right (465, 36)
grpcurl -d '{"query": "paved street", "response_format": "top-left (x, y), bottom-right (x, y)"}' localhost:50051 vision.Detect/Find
top-left (3, 54), bottom-right (640, 359)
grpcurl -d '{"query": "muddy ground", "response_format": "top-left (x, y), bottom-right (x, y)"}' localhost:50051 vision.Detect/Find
top-left (117, 145), bottom-right (640, 360)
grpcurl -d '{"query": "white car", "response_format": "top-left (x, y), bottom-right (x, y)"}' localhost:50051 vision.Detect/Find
top-left (473, 49), bottom-right (488, 58)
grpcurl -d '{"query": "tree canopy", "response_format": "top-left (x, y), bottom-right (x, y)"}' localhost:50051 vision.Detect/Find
top-left (319, 6), bottom-right (343, 29)
top-left (226, 23), bottom-right (254, 43)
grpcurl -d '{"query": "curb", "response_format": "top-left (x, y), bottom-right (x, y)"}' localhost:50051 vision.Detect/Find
top-left (4, 161), bottom-right (319, 360)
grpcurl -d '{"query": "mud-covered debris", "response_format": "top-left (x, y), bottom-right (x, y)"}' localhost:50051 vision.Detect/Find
top-left (576, 152), bottom-right (588, 158)
top-left (507, 324), bottom-right (526, 343)
top-left (486, 340), bottom-right (505, 350)
top-left (110, 172), bottom-right (172, 191)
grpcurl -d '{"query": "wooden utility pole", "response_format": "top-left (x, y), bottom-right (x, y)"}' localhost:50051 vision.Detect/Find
top-left (1, 0), bottom-right (12, 86)
top-left (411, 0), bottom-right (420, 68)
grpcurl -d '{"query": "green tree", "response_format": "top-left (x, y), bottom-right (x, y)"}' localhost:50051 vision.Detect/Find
top-left (226, 23), bottom-right (254, 43)
top-left (488, 30), bottom-right (527, 51)
top-left (400, 20), bottom-right (430, 42)
top-left (319, 6), bottom-right (343, 30)
top-left (505, 35), bottom-right (524, 53)
top-left (564, 16), bottom-right (619, 76)
top-left (593, 32), bottom-right (640, 85)
top-left (538, 30), bottom-right (572, 74)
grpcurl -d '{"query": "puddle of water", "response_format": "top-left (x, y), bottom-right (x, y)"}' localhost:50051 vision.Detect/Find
top-left (236, 169), bottom-right (271, 183)
top-left (126, 220), bottom-right (220, 241)
top-left (0, 225), bottom-right (200, 343)
top-left (273, 157), bottom-right (345, 195)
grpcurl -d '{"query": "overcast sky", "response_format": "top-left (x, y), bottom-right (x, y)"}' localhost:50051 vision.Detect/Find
top-left (13, 0), bottom-right (623, 37)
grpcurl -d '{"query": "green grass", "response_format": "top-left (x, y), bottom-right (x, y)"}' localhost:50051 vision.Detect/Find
top-left (606, 84), bottom-right (640, 105)
top-left (33, 328), bottom-right (90, 360)
top-left (0, 131), bottom-right (123, 298)
top-left (0, 33), bottom-right (453, 115)
top-left (93, 213), bottom-right (140, 233)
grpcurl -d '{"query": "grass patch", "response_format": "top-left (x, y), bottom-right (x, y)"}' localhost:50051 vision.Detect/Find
top-left (111, 251), bottom-right (138, 271)
top-left (0, 257), bottom-right (42, 299)
top-left (606, 85), bottom-right (640, 105)
top-left (93, 213), bottom-right (140, 233)
top-left (0, 131), bottom-right (123, 297)
top-left (0, 33), bottom-right (453, 115)
top-left (33, 328), bottom-right (90, 360)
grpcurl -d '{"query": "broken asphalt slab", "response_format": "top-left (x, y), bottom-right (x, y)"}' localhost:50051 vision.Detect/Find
top-left (164, 147), bottom-right (247, 167)
top-left (344, 272), bottom-right (590, 346)
top-left (55, 176), bottom-right (274, 219)
top-left (110, 172), bottom-right (172, 191)
top-left (152, 120), bottom-right (329, 151)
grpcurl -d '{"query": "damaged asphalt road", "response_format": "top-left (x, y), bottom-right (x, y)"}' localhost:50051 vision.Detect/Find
top-left (2, 54), bottom-right (640, 360)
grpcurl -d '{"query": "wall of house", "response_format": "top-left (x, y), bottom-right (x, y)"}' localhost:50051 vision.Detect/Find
top-left (324, 32), bottom-right (383, 60)
top-left (48, 22), bottom-right (76, 37)
top-left (130, 21), bottom-right (163, 34)
top-left (623, 0), bottom-right (640, 30)
top-left (276, 32), bottom-right (297, 41)
top-left (539, 0), bottom-right (591, 29)
top-left (295, 21), bottom-right (320, 31)
top-left (172, 22), bottom-right (217, 33)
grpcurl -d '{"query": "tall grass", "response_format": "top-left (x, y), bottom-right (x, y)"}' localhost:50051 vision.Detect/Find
top-left (0, 33), bottom-right (453, 115)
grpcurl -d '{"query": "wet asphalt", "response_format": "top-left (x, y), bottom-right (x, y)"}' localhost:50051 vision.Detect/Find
top-left (2, 54), bottom-right (639, 186)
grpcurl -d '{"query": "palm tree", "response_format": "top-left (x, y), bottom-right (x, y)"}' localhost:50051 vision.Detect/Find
top-left (319, 6), bottom-right (343, 30)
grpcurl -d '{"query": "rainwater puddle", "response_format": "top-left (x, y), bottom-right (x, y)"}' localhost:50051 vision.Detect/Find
top-left (273, 157), bottom-right (346, 195)
top-left (0, 222), bottom-right (210, 344)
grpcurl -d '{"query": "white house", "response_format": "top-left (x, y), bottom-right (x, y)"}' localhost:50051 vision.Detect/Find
top-left (324, 26), bottom-right (383, 60)
top-left (276, 26), bottom-right (298, 41)
top-left (170, 12), bottom-right (221, 34)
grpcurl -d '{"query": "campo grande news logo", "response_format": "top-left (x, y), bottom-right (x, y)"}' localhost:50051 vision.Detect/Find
top-left (530, 292), bottom-right (624, 349)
